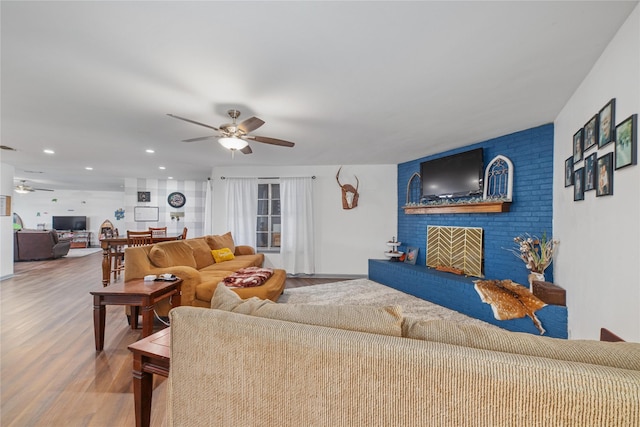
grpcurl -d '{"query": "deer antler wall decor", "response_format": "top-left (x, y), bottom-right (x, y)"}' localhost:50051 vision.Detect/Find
top-left (336, 166), bottom-right (359, 209)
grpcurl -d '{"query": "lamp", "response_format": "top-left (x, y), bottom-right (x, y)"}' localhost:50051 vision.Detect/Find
top-left (218, 137), bottom-right (248, 150)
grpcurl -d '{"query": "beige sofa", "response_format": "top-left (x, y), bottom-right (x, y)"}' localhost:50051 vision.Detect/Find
top-left (124, 233), bottom-right (286, 316)
top-left (166, 284), bottom-right (640, 426)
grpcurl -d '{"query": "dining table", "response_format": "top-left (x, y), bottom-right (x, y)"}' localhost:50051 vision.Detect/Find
top-left (100, 235), bottom-right (180, 286)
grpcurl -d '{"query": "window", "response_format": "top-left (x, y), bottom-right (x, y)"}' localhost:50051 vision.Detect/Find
top-left (257, 181), bottom-right (280, 252)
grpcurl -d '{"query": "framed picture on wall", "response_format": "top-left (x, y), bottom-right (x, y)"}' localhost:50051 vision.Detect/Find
top-left (564, 156), bottom-right (574, 187)
top-left (573, 167), bottom-right (584, 201)
top-left (584, 152), bottom-right (597, 191)
top-left (137, 191), bottom-right (151, 203)
top-left (584, 114), bottom-right (598, 151)
top-left (596, 152), bottom-right (614, 196)
top-left (615, 114), bottom-right (637, 170)
top-left (598, 98), bottom-right (615, 148)
top-left (404, 247), bottom-right (418, 265)
top-left (573, 128), bottom-right (584, 163)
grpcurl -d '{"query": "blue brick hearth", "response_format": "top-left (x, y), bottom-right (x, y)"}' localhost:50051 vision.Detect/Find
top-left (369, 123), bottom-right (567, 338)
top-left (369, 259), bottom-right (567, 338)
top-left (397, 123), bottom-right (555, 286)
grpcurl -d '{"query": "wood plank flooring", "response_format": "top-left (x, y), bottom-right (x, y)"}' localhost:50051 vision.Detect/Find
top-left (1, 253), bottom-right (351, 426)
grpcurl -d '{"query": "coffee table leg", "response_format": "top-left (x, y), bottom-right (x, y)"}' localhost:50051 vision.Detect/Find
top-left (141, 303), bottom-right (154, 338)
top-left (130, 306), bottom-right (139, 330)
top-left (93, 296), bottom-right (106, 351)
top-left (132, 353), bottom-right (152, 427)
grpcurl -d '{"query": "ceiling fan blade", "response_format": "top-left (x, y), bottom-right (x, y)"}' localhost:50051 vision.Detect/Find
top-left (240, 145), bottom-right (253, 155)
top-left (238, 117), bottom-right (265, 134)
top-left (182, 136), bottom-right (216, 143)
top-left (167, 114), bottom-right (219, 132)
top-left (245, 135), bottom-right (295, 147)
top-left (33, 188), bottom-right (54, 192)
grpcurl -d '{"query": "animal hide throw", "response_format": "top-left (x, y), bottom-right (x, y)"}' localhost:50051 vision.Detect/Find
top-left (474, 279), bottom-right (547, 334)
top-left (223, 267), bottom-right (274, 288)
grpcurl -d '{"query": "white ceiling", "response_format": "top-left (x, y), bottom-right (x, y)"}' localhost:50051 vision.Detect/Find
top-left (1, 1), bottom-right (637, 192)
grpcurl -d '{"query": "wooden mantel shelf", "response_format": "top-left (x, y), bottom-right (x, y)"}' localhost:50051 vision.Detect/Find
top-left (403, 201), bottom-right (511, 214)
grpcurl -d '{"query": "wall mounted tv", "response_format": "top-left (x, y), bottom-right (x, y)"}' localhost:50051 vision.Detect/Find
top-left (420, 148), bottom-right (484, 200)
top-left (52, 216), bottom-right (87, 231)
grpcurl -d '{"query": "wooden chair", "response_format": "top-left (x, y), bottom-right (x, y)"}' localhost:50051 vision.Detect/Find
top-left (180, 227), bottom-right (188, 240)
top-left (127, 230), bottom-right (152, 247)
top-left (100, 220), bottom-right (125, 282)
top-left (149, 227), bottom-right (167, 237)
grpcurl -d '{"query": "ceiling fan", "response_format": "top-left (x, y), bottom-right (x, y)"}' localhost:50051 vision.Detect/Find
top-left (167, 109), bottom-right (295, 156)
top-left (14, 180), bottom-right (54, 194)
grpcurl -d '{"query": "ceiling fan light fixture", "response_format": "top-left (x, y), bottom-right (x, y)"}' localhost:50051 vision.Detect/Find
top-left (218, 137), bottom-right (248, 150)
top-left (15, 187), bottom-right (30, 194)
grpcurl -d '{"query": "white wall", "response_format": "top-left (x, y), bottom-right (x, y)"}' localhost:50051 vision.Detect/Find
top-left (554, 4), bottom-right (640, 341)
top-left (210, 164), bottom-right (397, 276)
top-left (0, 163), bottom-right (16, 279)
top-left (11, 189), bottom-right (124, 246)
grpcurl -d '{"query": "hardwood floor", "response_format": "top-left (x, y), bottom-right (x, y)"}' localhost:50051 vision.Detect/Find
top-left (1, 253), bottom-right (351, 426)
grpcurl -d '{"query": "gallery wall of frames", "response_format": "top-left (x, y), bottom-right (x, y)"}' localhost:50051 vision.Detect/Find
top-left (565, 98), bottom-right (637, 201)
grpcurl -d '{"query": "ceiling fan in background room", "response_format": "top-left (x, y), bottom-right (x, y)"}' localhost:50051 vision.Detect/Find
top-left (14, 180), bottom-right (54, 194)
top-left (167, 109), bottom-right (295, 157)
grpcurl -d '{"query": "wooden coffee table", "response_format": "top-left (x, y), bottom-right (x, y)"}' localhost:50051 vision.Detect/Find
top-left (90, 278), bottom-right (182, 351)
top-left (128, 327), bottom-right (171, 427)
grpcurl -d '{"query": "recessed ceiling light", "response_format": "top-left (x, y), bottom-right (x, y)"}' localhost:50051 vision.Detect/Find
top-left (168, 177), bottom-right (174, 180)
top-left (146, 149), bottom-right (155, 154)
top-left (159, 166), bottom-right (166, 170)
top-left (85, 167), bottom-right (93, 170)
top-left (43, 149), bottom-right (55, 154)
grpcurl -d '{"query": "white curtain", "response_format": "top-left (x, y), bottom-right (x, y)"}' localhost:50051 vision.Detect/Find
top-left (224, 178), bottom-right (258, 247)
top-left (203, 179), bottom-right (213, 236)
top-left (281, 177), bottom-right (315, 274)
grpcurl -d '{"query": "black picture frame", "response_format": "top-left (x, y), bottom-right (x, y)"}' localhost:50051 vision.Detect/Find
top-left (137, 191), bottom-right (150, 203)
top-left (404, 247), bottom-right (418, 265)
top-left (596, 152), bottom-right (614, 197)
top-left (564, 156), bottom-right (574, 187)
top-left (573, 168), bottom-right (584, 201)
top-left (573, 128), bottom-right (584, 163)
top-left (584, 114), bottom-right (598, 151)
top-left (615, 114), bottom-right (637, 170)
top-left (598, 98), bottom-right (615, 148)
top-left (584, 152), bottom-right (597, 191)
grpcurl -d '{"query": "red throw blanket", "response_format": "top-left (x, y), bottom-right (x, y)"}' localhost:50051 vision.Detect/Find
top-left (223, 267), bottom-right (274, 288)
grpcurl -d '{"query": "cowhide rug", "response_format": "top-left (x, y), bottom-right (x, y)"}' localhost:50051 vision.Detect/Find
top-left (474, 279), bottom-right (547, 334)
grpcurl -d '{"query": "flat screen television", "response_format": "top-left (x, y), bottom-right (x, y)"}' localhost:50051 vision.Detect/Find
top-left (420, 148), bottom-right (484, 199)
top-left (52, 215), bottom-right (87, 231)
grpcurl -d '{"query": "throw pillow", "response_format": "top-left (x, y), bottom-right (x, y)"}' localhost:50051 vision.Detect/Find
top-left (211, 283), bottom-right (404, 337)
top-left (149, 241), bottom-right (197, 268)
top-left (211, 248), bottom-right (235, 263)
top-left (184, 238), bottom-right (214, 269)
top-left (205, 231), bottom-right (236, 254)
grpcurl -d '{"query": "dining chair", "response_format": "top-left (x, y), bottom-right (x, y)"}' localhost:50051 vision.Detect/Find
top-left (149, 226), bottom-right (167, 238)
top-left (180, 227), bottom-right (188, 240)
top-left (110, 228), bottom-right (125, 281)
top-left (127, 230), bottom-right (152, 247)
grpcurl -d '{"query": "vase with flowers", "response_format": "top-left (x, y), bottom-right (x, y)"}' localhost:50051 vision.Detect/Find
top-left (508, 232), bottom-right (559, 290)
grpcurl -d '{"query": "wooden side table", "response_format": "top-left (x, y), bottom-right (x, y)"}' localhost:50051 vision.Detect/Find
top-left (90, 278), bottom-right (182, 351)
top-left (128, 327), bottom-right (171, 427)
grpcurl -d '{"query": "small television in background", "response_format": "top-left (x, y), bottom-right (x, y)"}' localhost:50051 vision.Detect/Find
top-left (420, 148), bottom-right (484, 200)
top-left (52, 215), bottom-right (87, 231)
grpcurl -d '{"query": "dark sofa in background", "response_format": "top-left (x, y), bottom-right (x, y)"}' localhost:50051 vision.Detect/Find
top-left (14, 230), bottom-right (71, 261)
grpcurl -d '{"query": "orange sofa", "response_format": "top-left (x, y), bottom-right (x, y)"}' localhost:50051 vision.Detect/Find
top-left (123, 232), bottom-right (286, 316)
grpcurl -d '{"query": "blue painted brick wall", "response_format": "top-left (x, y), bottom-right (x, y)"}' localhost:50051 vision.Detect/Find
top-left (397, 123), bottom-right (555, 286)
